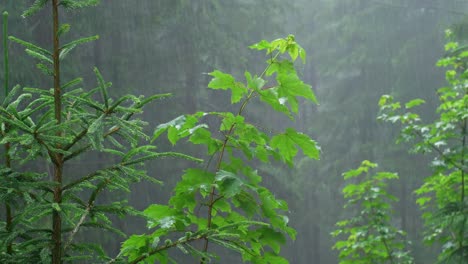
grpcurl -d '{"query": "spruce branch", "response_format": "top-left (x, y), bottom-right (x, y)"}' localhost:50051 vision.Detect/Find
top-left (63, 204), bottom-right (92, 251)
top-left (62, 165), bottom-right (120, 191)
top-left (63, 169), bottom-right (119, 251)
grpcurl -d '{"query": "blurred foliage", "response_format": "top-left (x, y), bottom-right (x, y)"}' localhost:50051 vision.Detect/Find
top-left (332, 161), bottom-right (413, 264)
top-left (378, 33), bottom-right (468, 262)
top-left (285, 1), bottom-right (468, 262)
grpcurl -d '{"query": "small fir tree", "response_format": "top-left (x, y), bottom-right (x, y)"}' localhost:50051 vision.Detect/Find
top-left (0, 1), bottom-right (197, 263)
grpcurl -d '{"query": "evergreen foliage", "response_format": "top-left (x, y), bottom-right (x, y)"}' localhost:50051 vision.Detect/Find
top-left (0, 1), bottom-right (196, 263)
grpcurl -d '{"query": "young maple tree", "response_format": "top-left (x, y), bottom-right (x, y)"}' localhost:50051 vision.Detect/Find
top-left (117, 35), bottom-right (320, 264)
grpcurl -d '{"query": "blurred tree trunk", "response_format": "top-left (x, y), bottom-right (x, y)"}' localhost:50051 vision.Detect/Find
top-left (311, 188), bottom-right (321, 263)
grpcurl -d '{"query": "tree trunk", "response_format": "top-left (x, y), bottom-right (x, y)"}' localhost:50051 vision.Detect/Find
top-left (51, 0), bottom-right (63, 263)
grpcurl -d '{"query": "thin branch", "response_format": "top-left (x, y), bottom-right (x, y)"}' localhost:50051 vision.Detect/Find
top-left (64, 164), bottom-right (125, 250)
top-left (63, 105), bottom-right (139, 154)
top-left (458, 117), bottom-right (466, 264)
top-left (63, 204), bottom-right (92, 251)
top-left (107, 235), bottom-right (208, 264)
top-left (201, 90), bottom-right (256, 261)
top-left (62, 165), bottom-right (120, 191)
top-left (414, 130), bottom-right (468, 174)
top-left (200, 50), bottom-right (282, 262)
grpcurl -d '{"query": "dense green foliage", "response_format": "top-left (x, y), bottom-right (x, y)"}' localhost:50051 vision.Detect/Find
top-left (117, 35), bottom-right (318, 264)
top-left (0, 1), bottom-right (193, 263)
top-left (0, 1), bottom-right (318, 263)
